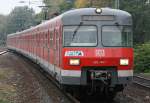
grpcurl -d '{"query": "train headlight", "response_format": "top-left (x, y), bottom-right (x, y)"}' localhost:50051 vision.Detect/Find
top-left (95, 8), bottom-right (102, 14)
top-left (69, 59), bottom-right (80, 66)
top-left (120, 59), bottom-right (129, 66)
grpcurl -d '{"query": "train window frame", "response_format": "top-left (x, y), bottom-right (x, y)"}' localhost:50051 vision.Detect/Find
top-left (63, 25), bottom-right (98, 47)
top-left (101, 25), bottom-right (133, 47)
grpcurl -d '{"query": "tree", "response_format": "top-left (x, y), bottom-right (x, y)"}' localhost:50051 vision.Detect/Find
top-left (75, 0), bottom-right (113, 8)
top-left (6, 6), bottom-right (36, 34)
top-left (59, 0), bottom-right (74, 13)
top-left (134, 41), bottom-right (150, 73)
top-left (120, 0), bottom-right (150, 43)
top-left (34, 12), bottom-right (44, 24)
top-left (43, 0), bottom-right (74, 18)
top-left (0, 15), bottom-right (7, 45)
top-left (43, 0), bottom-right (64, 13)
top-left (75, 0), bottom-right (88, 8)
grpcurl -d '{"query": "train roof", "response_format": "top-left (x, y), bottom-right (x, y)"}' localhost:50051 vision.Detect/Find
top-left (62, 8), bottom-right (131, 17)
top-left (8, 8), bottom-right (132, 37)
top-left (61, 8), bottom-right (132, 25)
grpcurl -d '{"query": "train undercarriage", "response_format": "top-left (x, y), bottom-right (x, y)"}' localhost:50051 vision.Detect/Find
top-left (62, 67), bottom-right (126, 100)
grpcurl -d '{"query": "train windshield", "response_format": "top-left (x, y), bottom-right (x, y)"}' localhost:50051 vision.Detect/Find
top-left (63, 26), bottom-right (97, 47)
top-left (102, 26), bottom-right (133, 47)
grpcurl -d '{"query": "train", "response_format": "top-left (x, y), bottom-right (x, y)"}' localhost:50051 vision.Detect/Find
top-left (7, 8), bottom-right (133, 99)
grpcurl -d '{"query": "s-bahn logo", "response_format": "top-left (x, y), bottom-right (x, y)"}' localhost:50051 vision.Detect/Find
top-left (95, 49), bottom-right (105, 57)
top-left (65, 51), bottom-right (84, 56)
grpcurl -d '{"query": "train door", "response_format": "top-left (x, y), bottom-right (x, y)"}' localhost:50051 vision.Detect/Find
top-left (45, 32), bottom-right (48, 62)
top-left (42, 32), bottom-right (44, 60)
top-left (49, 28), bottom-right (55, 75)
top-left (45, 31), bottom-right (49, 66)
top-left (56, 27), bottom-right (61, 67)
top-left (47, 30), bottom-right (50, 66)
top-left (32, 33), bottom-right (35, 57)
top-left (54, 27), bottom-right (60, 78)
top-left (35, 33), bottom-right (38, 60)
top-left (40, 32), bottom-right (42, 59)
top-left (53, 29), bottom-right (56, 76)
top-left (43, 32), bottom-right (46, 61)
top-left (37, 33), bottom-right (40, 58)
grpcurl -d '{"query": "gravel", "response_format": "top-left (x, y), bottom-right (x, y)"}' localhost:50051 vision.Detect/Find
top-left (0, 52), bottom-right (71, 103)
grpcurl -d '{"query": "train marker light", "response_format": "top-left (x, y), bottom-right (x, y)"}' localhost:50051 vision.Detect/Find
top-left (120, 59), bottom-right (129, 66)
top-left (95, 8), bottom-right (102, 14)
top-left (69, 59), bottom-right (80, 66)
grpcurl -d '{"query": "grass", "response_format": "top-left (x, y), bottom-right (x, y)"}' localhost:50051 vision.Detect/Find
top-left (0, 68), bottom-right (16, 103)
top-left (0, 100), bottom-right (10, 103)
top-left (0, 69), bottom-right (10, 79)
top-left (143, 73), bottom-right (150, 76)
top-left (0, 84), bottom-right (16, 103)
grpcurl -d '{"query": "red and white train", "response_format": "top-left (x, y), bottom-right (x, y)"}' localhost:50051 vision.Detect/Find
top-left (7, 8), bottom-right (133, 99)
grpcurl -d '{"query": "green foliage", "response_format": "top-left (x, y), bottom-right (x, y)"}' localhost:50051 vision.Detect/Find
top-left (0, 15), bottom-right (7, 45)
top-left (0, 6), bottom-right (42, 45)
top-left (6, 6), bottom-right (36, 34)
top-left (134, 41), bottom-right (150, 73)
top-left (75, 0), bottom-right (113, 8)
top-left (75, 0), bottom-right (88, 8)
top-left (120, 0), bottom-right (150, 43)
top-left (43, 0), bottom-right (74, 18)
top-left (0, 15), bottom-right (6, 33)
top-left (34, 12), bottom-right (44, 25)
top-left (0, 100), bottom-right (10, 103)
top-left (59, 0), bottom-right (74, 13)
top-left (43, 0), bottom-right (64, 13)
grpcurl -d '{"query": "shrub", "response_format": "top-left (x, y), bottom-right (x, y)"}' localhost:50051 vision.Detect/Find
top-left (134, 41), bottom-right (150, 73)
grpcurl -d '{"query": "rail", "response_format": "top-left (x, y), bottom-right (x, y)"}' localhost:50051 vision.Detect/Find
top-left (44, 71), bottom-right (80, 103)
top-left (133, 75), bottom-right (150, 89)
top-left (0, 51), bottom-right (7, 55)
top-left (16, 52), bottom-right (80, 103)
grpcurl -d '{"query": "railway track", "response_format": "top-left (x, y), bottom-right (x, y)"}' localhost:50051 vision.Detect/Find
top-left (43, 69), bottom-right (80, 103)
top-left (0, 51), bottom-right (135, 103)
top-left (14, 52), bottom-right (80, 103)
top-left (14, 53), bottom-right (125, 103)
top-left (0, 51), bottom-right (7, 55)
top-left (62, 92), bottom-right (80, 103)
top-left (133, 75), bottom-right (150, 89)
top-left (13, 52), bottom-right (119, 103)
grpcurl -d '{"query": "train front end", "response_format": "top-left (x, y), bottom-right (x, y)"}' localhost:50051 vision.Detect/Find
top-left (61, 8), bottom-right (133, 97)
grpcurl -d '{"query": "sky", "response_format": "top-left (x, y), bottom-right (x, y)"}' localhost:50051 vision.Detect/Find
top-left (0, 0), bottom-right (44, 15)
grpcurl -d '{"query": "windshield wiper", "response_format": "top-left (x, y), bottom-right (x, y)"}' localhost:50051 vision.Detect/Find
top-left (71, 22), bottom-right (83, 41)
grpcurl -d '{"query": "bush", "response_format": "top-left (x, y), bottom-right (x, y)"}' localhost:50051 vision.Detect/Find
top-left (134, 41), bottom-right (150, 73)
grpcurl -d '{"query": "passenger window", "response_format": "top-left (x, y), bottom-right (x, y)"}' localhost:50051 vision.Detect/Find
top-left (56, 31), bottom-right (59, 49)
top-left (39, 33), bottom-right (41, 47)
top-left (50, 30), bottom-right (53, 48)
top-left (42, 32), bottom-right (44, 47)
top-left (45, 32), bottom-right (48, 47)
top-left (47, 30), bottom-right (50, 48)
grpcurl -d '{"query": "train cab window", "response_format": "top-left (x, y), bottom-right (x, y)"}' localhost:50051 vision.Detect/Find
top-left (63, 26), bottom-right (97, 47)
top-left (102, 26), bottom-right (133, 47)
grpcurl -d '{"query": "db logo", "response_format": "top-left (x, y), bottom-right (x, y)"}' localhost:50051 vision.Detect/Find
top-left (95, 49), bottom-right (105, 57)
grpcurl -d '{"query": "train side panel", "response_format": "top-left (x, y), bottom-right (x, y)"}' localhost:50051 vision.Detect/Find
top-left (7, 17), bottom-right (63, 83)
